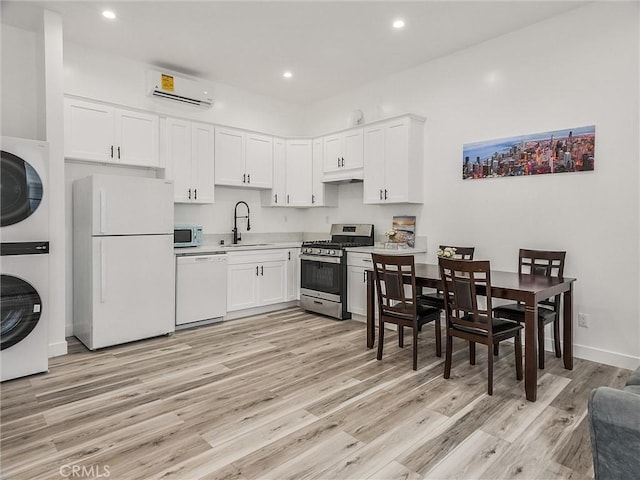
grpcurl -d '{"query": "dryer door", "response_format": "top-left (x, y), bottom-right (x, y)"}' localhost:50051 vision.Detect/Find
top-left (0, 274), bottom-right (42, 350)
top-left (0, 150), bottom-right (44, 227)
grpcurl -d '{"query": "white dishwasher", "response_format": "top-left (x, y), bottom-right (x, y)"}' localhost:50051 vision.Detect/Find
top-left (176, 252), bottom-right (228, 329)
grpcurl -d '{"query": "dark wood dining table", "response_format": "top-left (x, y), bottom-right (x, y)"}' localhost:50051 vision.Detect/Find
top-left (365, 263), bottom-right (576, 402)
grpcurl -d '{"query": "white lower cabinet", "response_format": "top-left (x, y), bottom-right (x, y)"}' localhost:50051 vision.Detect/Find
top-left (227, 250), bottom-right (287, 312)
top-left (347, 252), bottom-right (374, 316)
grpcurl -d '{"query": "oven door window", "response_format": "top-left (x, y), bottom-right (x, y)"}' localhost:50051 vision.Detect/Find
top-left (1, 150), bottom-right (43, 227)
top-left (300, 259), bottom-right (342, 296)
top-left (0, 274), bottom-right (42, 350)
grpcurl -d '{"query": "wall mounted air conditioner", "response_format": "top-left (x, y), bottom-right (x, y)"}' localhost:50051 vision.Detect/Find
top-left (146, 70), bottom-right (214, 108)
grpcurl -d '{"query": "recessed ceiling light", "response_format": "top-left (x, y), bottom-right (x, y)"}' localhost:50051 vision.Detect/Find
top-left (283, 71), bottom-right (293, 79)
top-left (102, 10), bottom-right (116, 20)
top-left (393, 19), bottom-right (405, 29)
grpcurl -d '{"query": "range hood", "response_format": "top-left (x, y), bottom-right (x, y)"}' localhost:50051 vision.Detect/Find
top-left (322, 169), bottom-right (364, 184)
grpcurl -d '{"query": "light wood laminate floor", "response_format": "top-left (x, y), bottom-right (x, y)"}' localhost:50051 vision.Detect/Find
top-left (0, 308), bottom-right (630, 480)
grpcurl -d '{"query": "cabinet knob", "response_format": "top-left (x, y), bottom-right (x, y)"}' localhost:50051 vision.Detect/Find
top-left (110, 145), bottom-right (114, 158)
top-left (274, 193), bottom-right (278, 203)
top-left (384, 189), bottom-right (388, 200)
top-left (337, 157), bottom-right (340, 168)
top-left (256, 266), bottom-right (259, 276)
top-left (117, 146), bottom-right (121, 159)
top-left (243, 173), bottom-right (246, 183)
top-left (260, 265), bottom-right (264, 276)
top-left (312, 194), bottom-right (315, 204)
top-left (194, 188), bottom-right (197, 200)
top-left (188, 188), bottom-right (191, 199)
top-left (247, 174), bottom-right (251, 183)
top-left (287, 194), bottom-right (290, 204)
top-left (379, 189), bottom-right (383, 200)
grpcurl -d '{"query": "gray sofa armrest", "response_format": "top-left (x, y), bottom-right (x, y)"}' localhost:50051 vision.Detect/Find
top-left (588, 386), bottom-right (640, 480)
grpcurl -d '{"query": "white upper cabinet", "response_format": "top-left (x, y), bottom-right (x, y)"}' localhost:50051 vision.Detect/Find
top-left (363, 115), bottom-right (425, 204)
top-left (285, 139), bottom-right (313, 206)
top-left (262, 137), bottom-right (287, 206)
top-left (165, 118), bottom-right (214, 204)
top-left (312, 138), bottom-right (338, 207)
top-left (214, 126), bottom-right (273, 188)
top-left (323, 127), bottom-right (364, 181)
top-left (64, 97), bottom-right (159, 167)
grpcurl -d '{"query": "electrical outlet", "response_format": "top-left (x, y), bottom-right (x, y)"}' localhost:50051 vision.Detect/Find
top-left (578, 312), bottom-right (589, 328)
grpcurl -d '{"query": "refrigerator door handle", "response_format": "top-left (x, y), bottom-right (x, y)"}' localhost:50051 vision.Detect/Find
top-left (100, 240), bottom-right (106, 303)
top-left (99, 189), bottom-right (107, 234)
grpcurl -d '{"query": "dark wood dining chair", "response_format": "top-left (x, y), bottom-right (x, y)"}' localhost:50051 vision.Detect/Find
top-left (372, 253), bottom-right (442, 370)
top-left (439, 257), bottom-right (523, 395)
top-left (492, 249), bottom-right (566, 369)
top-left (419, 245), bottom-right (475, 309)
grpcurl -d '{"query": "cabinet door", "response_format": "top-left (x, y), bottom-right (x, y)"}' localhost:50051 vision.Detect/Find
top-left (272, 138), bottom-right (287, 205)
top-left (215, 127), bottom-right (245, 186)
top-left (383, 119), bottom-right (410, 203)
top-left (260, 261), bottom-right (286, 305)
top-left (245, 133), bottom-right (273, 188)
top-left (343, 128), bottom-right (364, 170)
top-left (363, 124), bottom-right (386, 204)
top-left (191, 122), bottom-right (215, 204)
top-left (114, 109), bottom-right (159, 167)
top-left (165, 118), bottom-right (192, 203)
top-left (285, 140), bottom-right (312, 206)
top-left (92, 235), bottom-right (174, 348)
top-left (323, 134), bottom-right (342, 173)
top-left (286, 249), bottom-right (300, 301)
top-left (347, 265), bottom-right (368, 316)
top-left (64, 98), bottom-right (114, 162)
top-left (227, 263), bottom-right (260, 311)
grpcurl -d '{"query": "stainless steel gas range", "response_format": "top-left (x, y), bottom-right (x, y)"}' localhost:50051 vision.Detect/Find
top-left (300, 224), bottom-right (374, 320)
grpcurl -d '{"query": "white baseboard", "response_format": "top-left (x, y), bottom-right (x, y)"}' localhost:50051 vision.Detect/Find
top-left (546, 338), bottom-right (639, 370)
top-left (354, 313), bottom-right (639, 371)
top-left (48, 340), bottom-right (68, 358)
top-left (224, 301), bottom-right (299, 322)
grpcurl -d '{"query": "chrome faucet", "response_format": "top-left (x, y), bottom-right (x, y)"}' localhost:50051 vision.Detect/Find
top-left (232, 201), bottom-right (250, 244)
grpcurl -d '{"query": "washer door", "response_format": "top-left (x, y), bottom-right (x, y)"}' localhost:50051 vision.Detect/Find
top-left (1, 150), bottom-right (44, 227)
top-left (0, 274), bottom-right (42, 350)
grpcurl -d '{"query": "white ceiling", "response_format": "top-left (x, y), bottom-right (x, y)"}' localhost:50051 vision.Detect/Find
top-left (1, 1), bottom-right (588, 105)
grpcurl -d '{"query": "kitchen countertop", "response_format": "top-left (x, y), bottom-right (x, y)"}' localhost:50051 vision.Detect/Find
top-left (174, 241), bottom-right (302, 256)
top-left (345, 245), bottom-right (427, 255)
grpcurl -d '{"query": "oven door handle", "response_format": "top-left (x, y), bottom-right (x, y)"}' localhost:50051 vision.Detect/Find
top-left (299, 254), bottom-right (342, 264)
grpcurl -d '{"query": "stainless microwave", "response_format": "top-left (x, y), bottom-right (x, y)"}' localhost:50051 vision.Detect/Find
top-left (174, 225), bottom-right (203, 248)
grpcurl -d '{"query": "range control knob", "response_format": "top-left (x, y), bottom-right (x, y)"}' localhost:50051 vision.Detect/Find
top-left (329, 250), bottom-right (336, 255)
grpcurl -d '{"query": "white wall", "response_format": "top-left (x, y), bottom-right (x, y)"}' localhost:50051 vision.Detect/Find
top-left (1, 18), bottom-right (68, 357)
top-left (303, 2), bottom-right (640, 368)
top-left (1, 24), bottom-right (45, 139)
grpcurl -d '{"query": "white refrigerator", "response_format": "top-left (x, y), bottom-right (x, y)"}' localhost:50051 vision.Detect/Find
top-left (73, 174), bottom-right (175, 350)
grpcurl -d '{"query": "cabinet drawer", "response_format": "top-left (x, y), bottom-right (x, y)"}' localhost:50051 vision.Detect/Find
top-left (347, 252), bottom-right (374, 268)
top-left (227, 249), bottom-right (288, 265)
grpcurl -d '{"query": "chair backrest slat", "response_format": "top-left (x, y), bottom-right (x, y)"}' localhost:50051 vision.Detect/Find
top-left (372, 253), bottom-right (417, 320)
top-left (439, 245), bottom-right (475, 260)
top-left (518, 249), bottom-right (566, 308)
top-left (439, 258), bottom-right (493, 334)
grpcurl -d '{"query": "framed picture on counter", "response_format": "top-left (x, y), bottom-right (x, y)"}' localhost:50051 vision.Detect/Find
top-left (392, 216), bottom-right (416, 247)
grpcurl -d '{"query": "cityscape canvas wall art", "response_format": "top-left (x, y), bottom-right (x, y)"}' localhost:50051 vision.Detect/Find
top-left (462, 125), bottom-right (595, 180)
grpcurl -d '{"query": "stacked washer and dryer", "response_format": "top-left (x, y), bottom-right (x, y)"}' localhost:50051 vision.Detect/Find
top-left (0, 136), bottom-right (50, 382)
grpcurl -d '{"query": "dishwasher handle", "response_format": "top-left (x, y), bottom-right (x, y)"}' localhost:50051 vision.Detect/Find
top-left (177, 254), bottom-right (228, 265)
